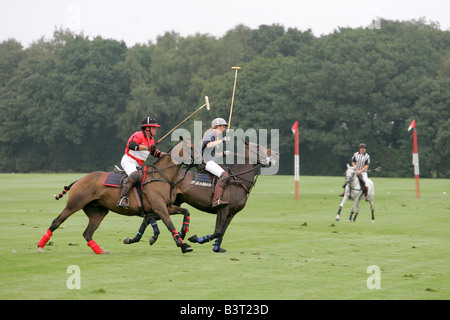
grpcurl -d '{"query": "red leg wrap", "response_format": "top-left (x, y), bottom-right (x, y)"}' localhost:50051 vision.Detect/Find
top-left (87, 240), bottom-right (103, 254)
top-left (38, 229), bottom-right (52, 248)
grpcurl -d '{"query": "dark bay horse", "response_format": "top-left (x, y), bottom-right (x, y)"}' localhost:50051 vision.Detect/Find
top-left (124, 140), bottom-right (279, 252)
top-left (37, 139), bottom-right (201, 254)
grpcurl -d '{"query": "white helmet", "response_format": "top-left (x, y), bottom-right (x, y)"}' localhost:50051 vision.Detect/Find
top-left (211, 118), bottom-right (227, 128)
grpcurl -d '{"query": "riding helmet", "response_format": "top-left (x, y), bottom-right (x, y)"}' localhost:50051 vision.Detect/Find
top-left (141, 117), bottom-right (161, 129)
top-left (211, 118), bottom-right (227, 128)
top-left (359, 143), bottom-right (367, 149)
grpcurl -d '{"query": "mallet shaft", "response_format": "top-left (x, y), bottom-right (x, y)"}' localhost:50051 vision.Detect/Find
top-left (157, 96), bottom-right (210, 144)
top-left (228, 66), bottom-right (242, 131)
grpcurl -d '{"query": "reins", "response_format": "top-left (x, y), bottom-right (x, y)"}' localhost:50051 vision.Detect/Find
top-left (347, 170), bottom-right (363, 192)
top-left (142, 152), bottom-right (197, 193)
top-left (227, 143), bottom-right (271, 194)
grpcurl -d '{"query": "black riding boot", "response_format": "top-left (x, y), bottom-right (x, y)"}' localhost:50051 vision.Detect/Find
top-left (117, 172), bottom-right (139, 209)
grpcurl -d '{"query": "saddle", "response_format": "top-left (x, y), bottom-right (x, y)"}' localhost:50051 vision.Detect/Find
top-left (102, 166), bottom-right (147, 212)
top-left (357, 173), bottom-right (366, 189)
top-left (190, 166), bottom-right (231, 191)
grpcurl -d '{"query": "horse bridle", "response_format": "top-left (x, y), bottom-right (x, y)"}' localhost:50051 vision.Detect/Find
top-left (142, 141), bottom-right (202, 190)
top-left (346, 168), bottom-right (363, 192)
top-left (227, 144), bottom-right (272, 195)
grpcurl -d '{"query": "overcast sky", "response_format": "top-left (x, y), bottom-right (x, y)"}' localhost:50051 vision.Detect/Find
top-left (1, 0), bottom-right (449, 47)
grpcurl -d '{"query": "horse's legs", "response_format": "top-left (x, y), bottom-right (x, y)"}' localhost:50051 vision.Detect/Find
top-left (336, 189), bottom-right (350, 221)
top-left (212, 211), bottom-right (235, 253)
top-left (123, 214), bottom-right (160, 245)
top-left (370, 199), bottom-right (375, 222)
top-left (352, 196), bottom-right (362, 222)
top-left (82, 203), bottom-right (110, 254)
top-left (124, 205), bottom-right (190, 246)
top-left (167, 205), bottom-right (191, 240)
top-left (37, 204), bottom-right (83, 253)
top-left (153, 204), bottom-right (193, 254)
top-left (188, 207), bottom-right (232, 253)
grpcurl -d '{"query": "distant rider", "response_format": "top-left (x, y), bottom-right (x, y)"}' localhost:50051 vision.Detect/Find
top-left (340, 143), bottom-right (370, 201)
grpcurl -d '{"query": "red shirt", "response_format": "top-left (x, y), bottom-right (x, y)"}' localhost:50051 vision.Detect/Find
top-left (124, 131), bottom-right (161, 166)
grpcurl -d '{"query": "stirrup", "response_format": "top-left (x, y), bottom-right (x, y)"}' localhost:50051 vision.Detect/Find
top-left (212, 198), bottom-right (229, 208)
top-left (117, 197), bottom-right (129, 209)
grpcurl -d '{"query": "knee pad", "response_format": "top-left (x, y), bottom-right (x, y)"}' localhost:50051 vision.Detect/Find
top-left (129, 171), bottom-right (140, 183)
top-left (205, 161), bottom-right (224, 178)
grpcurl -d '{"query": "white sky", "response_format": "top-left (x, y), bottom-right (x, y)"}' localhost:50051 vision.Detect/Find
top-left (1, 0), bottom-right (449, 47)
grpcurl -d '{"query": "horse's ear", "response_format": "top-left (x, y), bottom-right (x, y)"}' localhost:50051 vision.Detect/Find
top-left (347, 163), bottom-right (350, 168)
top-left (243, 138), bottom-right (249, 146)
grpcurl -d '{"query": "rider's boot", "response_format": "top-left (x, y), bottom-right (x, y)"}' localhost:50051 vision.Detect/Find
top-left (117, 171), bottom-right (139, 209)
top-left (212, 172), bottom-right (230, 208)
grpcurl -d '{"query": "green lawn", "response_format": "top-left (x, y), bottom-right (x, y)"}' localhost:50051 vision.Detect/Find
top-left (0, 173), bottom-right (449, 300)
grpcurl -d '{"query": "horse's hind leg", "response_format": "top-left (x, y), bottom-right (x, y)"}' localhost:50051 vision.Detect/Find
top-left (37, 205), bottom-right (81, 253)
top-left (82, 203), bottom-right (110, 254)
top-left (123, 214), bottom-right (159, 245)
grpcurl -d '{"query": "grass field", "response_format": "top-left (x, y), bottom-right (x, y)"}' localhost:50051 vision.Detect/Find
top-left (0, 173), bottom-right (449, 300)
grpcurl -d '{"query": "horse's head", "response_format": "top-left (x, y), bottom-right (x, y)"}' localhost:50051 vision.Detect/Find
top-left (244, 139), bottom-right (279, 167)
top-left (345, 164), bottom-right (356, 183)
top-left (169, 137), bottom-right (203, 168)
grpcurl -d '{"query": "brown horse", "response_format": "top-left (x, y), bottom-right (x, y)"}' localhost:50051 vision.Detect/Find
top-left (37, 138), bottom-right (202, 254)
top-left (124, 140), bottom-right (279, 252)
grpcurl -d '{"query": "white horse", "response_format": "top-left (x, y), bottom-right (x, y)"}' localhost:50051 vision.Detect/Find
top-left (336, 164), bottom-right (375, 222)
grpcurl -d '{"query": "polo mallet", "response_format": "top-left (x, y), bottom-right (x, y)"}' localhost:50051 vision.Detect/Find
top-left (156, 96), bottom-right (210, 144)
top-left (227, 66), bottom-right (242, 131)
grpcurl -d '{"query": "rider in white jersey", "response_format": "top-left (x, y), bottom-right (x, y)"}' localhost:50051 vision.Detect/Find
top-left (340, 143), bottom-right (370, 201)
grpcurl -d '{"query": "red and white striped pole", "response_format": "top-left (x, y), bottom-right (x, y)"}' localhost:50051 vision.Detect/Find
top-left (292, 121), bottom-right (299, 200)
top-left (408, 120), bottom-right (420, 199)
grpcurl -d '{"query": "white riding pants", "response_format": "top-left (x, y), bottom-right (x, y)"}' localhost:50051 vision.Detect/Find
top-left (121, 154), bottom-right (140, 176)
top-left (205, 160), bottom-right (225, 178)
top-left (361, 172), bottom-right (368, 185)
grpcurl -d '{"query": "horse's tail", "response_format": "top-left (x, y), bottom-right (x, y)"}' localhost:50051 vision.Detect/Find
top-left (54, 180), bottom-right (78, 200)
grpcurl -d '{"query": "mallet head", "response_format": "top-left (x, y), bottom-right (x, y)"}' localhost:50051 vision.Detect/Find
top-left (205, 96), bottom-right (210, 110)
top-left (231, 66), bottom-right (242, 70)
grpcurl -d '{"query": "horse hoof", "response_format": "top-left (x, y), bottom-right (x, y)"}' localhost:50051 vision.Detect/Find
top-left (37, 247), bottom-right (44, 254)
top-left (149, 236), bottom-right (157, 246)
top-left (336, 216), bottom-right (340, 221)
top-left (181, 243), bottom-right (193, 254)
top-left (101, 250), bottom-right (111, 254)
top-left (188, 235), bottom-right (198, 243)
top-left (213, 247), bottom-right (227, 253)
top-left (123, 237), bottom-right (131, 244)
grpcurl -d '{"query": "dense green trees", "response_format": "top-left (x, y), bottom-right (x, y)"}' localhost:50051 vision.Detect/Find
top-left (1, 20), bottom-right (449, 177)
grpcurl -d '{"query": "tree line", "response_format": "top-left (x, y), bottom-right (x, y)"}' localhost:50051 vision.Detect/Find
top-left (0, 18), bottom-right (449, 177)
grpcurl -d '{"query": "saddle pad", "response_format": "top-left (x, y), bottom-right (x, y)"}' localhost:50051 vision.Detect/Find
top-left (192, 172), bottom-right (212, 183)
top-left (190, 172), bottom-right (213, 187)
top-left (102, 172), bottom-right (124, 188)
